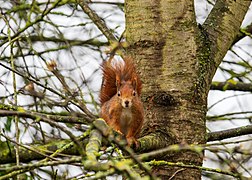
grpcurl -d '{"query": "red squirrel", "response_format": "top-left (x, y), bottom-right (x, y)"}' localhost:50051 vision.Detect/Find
top-left (100, 58), bottom-right (144, 147)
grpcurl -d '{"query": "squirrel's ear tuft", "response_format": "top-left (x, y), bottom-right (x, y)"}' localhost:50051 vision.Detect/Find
top-left (132, 76), bottom-right (137, 91)
top-left (116, 75), bottom-right (121, 90)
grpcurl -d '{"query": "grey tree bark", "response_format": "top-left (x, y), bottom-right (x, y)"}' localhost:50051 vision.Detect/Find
top-left (125, 0), bottom-right (250, 179)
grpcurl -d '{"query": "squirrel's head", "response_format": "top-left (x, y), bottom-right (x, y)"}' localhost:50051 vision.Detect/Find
top-left (117, 81), bottom-right (137, 108)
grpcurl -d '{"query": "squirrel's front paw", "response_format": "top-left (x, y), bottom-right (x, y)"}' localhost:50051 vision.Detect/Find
top-left (126, 137), bottom-right (139, 149)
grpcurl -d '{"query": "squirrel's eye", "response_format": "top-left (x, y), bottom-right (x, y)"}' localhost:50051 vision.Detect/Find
top-left (132, 90), bottom-right (136, 96)
top-left (117, 91), bottom-right (121, 96)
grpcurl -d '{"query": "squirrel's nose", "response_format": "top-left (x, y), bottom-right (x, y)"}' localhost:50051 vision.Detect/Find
top-left (124, 100), bottom-right (129, 107)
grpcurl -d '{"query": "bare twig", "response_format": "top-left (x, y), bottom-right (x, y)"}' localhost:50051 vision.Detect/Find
top-left (77, 0), bottom-right (117, 42)
top-left (147, 160), bottom-right (242, 179)
top-left (211, 81), bottom-right (252, 92)
top-left (0, 157), bottom-right (81, 180)
top-left (207, 125), bottom-right (252, 142)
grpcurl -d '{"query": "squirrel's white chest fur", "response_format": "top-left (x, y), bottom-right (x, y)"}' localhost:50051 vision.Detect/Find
top-left (120, 108), bottom-right (133, 134)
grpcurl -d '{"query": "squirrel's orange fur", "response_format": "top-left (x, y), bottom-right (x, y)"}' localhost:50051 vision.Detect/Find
top-left (100, 58), bottom-right (144, 146)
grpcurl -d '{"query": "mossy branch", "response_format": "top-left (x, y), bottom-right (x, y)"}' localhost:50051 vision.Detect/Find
top-left (0, 157), bottom-right (82, 180)
top-left (146, 160), bottom-right (243, 179)
top-left (84, 129), bottom-right (106, 170)
top-left (211, 81), bottom-right (252, 92)
top-left (233, 23), bottom-right (252, 45)
top-left (0, 138), bottom-right (82, 164)
top-left (137, 132), bottom-right (176, 152)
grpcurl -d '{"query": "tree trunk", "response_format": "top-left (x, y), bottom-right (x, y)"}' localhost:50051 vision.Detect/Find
top-left (125, 0), bottom-right (250, 179)
top-left (125, 1), bottom-right (205, 179)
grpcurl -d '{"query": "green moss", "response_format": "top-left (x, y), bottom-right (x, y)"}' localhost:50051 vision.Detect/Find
top-left (194, 26), bottom-right (212, 99)
top-left (227, 79), bottom-right (237, 85)
top-left (223, 83), bottom-right (229, 91)
top-left (0, 141), bottom-right (13, 158)
top-left (0, 104), bottom-right (16, 111)
top-left (211, 81), bottom-right (219, 86)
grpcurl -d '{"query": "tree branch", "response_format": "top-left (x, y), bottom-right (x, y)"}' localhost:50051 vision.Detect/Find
top-left (0, 108), bottom-right (91, 124)
top-left (0, 138), bottom-right (82, 164)
top-left (77, 0), bottom-right (118, 42)
top-left (211, 81), bottom-right (252, 91)
top-left (1, 123), bottom-right (252, 163)
top-left (233, 23), bottom-right (252, 45)
top-left (207, 124), bottom-right (252, 142)
top-left (0, 38), bottom-right (107, 62)
top-left (0, 104), bottom-right (251, 163)
top-left (202, 0), bottom-right (251, 83)
top-left (0, 0), bottom-right (63, 47)
top-left (0, 157), bottom-right (82, 180)
top-left (146, 160), bottom-right (242, 179)
top-left (137, 132), bottom-right (176, 153)
top-left (24, 35), bottom-right (108, 46)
